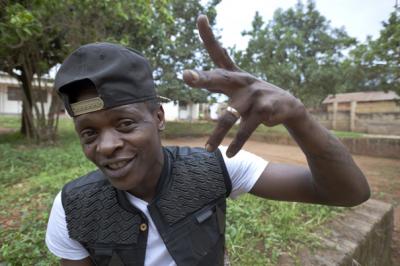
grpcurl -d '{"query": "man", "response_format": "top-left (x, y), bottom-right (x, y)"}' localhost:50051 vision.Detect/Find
top-left (46, 15), bottom-right (370, 266)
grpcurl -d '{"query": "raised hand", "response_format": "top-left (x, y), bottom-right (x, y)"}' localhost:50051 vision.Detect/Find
top-left (183, 15), bottom-right (305, 157)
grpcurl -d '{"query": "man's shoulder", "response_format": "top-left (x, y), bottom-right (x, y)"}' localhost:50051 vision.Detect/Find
top-left (61, 169), bottom-right (109, 209)
top-left (62, 169), bottom-right (107, 194)
top-left (163, 145), bottom-right (231, 195)
top-left (164, 145), bottom-right (222, 160)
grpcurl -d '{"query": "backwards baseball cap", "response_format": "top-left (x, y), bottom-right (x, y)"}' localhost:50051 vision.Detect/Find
top-left (55, 42), bottom-right (167, 117)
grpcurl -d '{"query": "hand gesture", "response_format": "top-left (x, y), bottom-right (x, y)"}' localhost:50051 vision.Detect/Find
top-left (183, 15), bottom-right (306, 157)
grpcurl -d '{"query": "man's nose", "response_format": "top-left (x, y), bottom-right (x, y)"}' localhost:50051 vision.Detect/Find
top-left (96, 130), bottom-right (123, 156)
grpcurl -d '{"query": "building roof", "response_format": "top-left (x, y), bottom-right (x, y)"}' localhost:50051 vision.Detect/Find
top-left (322, 91), bottom-right (400, 104)
top-left (0, 71), bottom-right (54, 87)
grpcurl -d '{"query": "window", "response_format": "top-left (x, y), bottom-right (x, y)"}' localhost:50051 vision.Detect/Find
top-left (7, 86), bottom-right (47, 103)
top-left (7, 86), bottom-right (22, 101)
top-left (179, 101), bottom-right (187, 110)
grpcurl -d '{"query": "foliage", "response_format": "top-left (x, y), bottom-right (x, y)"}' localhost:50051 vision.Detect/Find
top-left (0, 0), bottom-right (220, 142)
top-left (0, 0), bottom-right (65, 142)
top-left (342, 7), bottom-right (400, 95)
top-left (154, 0), bottom-right (221, 104)
top-left (0, 117), bottom-right (339, 265)
top-left (235, 0), bottom-right (356, 107)
top-left (234, 1), bottom-right (399, 103)
top-left (1, 0), bottom-right (398, 142)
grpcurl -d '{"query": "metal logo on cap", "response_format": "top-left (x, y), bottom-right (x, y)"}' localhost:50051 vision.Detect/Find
top-left (71, 97), bottom-right (104, 116)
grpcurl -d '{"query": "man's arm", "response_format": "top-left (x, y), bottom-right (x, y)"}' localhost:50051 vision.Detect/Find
top-left (45, 192), bottom-right (93, 265)
top-left (183, 15), bottom-right (370, 207)
top-left (250, 112), bottom-right (370, 206)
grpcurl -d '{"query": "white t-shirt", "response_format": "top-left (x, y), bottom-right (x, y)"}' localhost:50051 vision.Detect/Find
top-left (46, 147), bottom-right (268, 264)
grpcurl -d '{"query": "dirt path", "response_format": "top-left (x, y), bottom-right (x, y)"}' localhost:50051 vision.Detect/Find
top-left (163, 137), bottom-right (400, 265)
top-left (0, 127), bottom-right (15, 134)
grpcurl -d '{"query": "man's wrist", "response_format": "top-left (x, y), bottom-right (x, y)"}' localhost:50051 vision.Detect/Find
top-left (283, 103), bottom-right (308, 131)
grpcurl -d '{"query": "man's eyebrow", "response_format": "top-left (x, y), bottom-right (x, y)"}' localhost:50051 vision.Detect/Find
top-left (111, 104), bottom-right (148, 116)
top-left (74, 117), bottom-right (96, 130)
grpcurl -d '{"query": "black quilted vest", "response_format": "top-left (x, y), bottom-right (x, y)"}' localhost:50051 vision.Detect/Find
top-left (61, 146), bottom-right (232, 266)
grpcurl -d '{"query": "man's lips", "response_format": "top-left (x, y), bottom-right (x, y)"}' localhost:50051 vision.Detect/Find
top-left (99, 155), bottom-right (137, 178)
top-left (106, 159), bottom-right (132, 170)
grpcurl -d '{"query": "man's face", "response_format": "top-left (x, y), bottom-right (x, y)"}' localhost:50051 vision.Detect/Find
top-left (73, 102), bottom-right (165, 196)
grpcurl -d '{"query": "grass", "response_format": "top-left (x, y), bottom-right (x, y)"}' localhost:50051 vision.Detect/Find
top-left (162, 121), bottom-right (289, 139)
top-left (0, 115), bottom-right (20, 129)
top-left (0, 116), bottom-right (341, 265)
top-left (226, 196), bottom-right (338, 265)
top-left (163, 121), bottom-right (366, 141)
top-left (0, 115), bottom-right (366, 140)
top-left (0, 118), bottom-right (95, 265)
top-left (331, 130), bottom-right (364, 138)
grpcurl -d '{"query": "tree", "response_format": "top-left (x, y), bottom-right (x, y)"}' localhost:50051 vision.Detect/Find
top-left (235, 0), bottom-right (356, 107)
top-left (154, 0), bottom-right (221, 104)
top-left (375, 7), bottom-right (400, 94)
top-left (0, 1), bottom-right (223, 142)
top-left (0, 0), bottom-right (173, 142)
top-left (343, 6), bottom-right (400, 94)
top-left (0, 1), bottom-right (65, 141)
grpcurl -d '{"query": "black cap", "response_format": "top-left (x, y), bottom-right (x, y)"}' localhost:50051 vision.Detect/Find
top-left (55, 42), bottom-right (159, 116)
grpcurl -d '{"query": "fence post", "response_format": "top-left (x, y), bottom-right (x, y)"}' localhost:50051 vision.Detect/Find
top-left (332, 101), bottom-right (338, 130)
top-left (350, 100), bottom-right (357, 131)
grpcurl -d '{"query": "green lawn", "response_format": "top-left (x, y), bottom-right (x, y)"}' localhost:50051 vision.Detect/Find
top-left (0, 115), bottom-right (21, 129)
top-left (0, 116), bottom-right (340, 265)
top-left (331, 130), bottom-right (364, 138)
top-left (162, 120), bottom-right (290, 139)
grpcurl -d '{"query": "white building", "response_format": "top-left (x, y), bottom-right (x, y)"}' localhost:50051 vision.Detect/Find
top-left (0, 72), bottom-right (53, 115)
top-left (162, 101), bottom-right (201, 121)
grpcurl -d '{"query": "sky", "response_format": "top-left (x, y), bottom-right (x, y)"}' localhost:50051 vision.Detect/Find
top-left (215, 0), bottom-right (397, 50)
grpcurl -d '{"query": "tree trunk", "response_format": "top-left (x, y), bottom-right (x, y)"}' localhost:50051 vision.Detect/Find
top-left (9, 54), bottom-right (61, 143)
top-left (45, 91), bottom-right (62, 142)
top-left (18, 68), bottom-right (39, 140)
top-left (20, 101), bottom-right (35, 137)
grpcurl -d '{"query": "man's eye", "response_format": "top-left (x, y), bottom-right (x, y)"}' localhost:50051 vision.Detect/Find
top-left (80, 130), bottom-right (97, 143)
top-left (117, 120), bottom-right (136, 130)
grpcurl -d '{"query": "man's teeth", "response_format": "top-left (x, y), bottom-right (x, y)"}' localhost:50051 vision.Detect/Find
top-left (107, 160), bottom-right (130, 170)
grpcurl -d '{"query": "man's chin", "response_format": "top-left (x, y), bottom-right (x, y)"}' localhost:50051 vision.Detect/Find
top-left (99, 169), bottom-right (140, 190)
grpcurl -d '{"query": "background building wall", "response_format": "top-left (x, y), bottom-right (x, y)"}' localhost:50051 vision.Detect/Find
top-left (326, 100), bottom-right (399, 113)
top-left (312, 110), bottom-right (400, 135)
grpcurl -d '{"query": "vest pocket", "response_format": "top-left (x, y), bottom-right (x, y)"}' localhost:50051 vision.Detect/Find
top-left (85, 244), bottom-right (146, 266)
top-left (161, 201), bottom-right (226, 265)
top-left (190, 203), bottom-right (225, 259)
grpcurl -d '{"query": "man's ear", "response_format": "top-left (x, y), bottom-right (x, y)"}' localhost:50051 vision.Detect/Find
top-left (155, 105), bottom-right (166, 131)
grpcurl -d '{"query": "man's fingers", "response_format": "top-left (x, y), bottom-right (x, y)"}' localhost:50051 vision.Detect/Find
top-left (205, 110), bottom-right (240, 152)
top-left (182, 70), bottom-right (223, 94)
top-left (197, 15), bottom-right (239, 71)
top-left (226, 116), bottom-right (260, 158)
top-left (182, 69), bottom-right (256, 95)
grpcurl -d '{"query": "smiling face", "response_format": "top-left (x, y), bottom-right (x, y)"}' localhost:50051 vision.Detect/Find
top-left (73, 91), bottom-right (165, 201)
